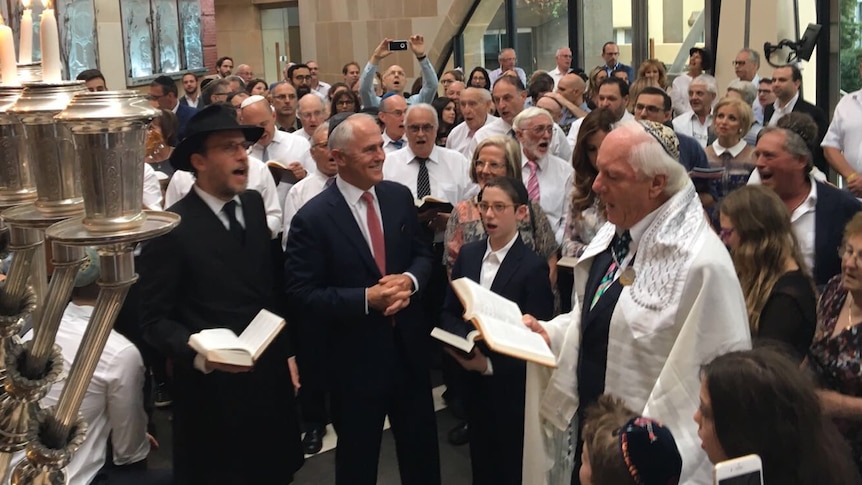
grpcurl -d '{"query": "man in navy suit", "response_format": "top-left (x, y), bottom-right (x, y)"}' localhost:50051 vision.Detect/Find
top-left (149, 75), bottom-right (198, 145)
top-left (599, 42), bottom-right (633, 81)
top-left (284, 113), bottom-right (440, 485)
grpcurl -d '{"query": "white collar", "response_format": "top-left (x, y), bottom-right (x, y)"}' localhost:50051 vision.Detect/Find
top-left (711, 138), bottom-right (748, 158)
top-left (335, 176), bottom-right (377, 207)
top-left (193, 184), bottom-right (241, 215)
top-left (483, 232), bottom-right (519, 263)
top-left (404, 145), bottom-right (438, 163)
top-left (521, 150), bottom-right (546, 168)
top-left (626, 203), bottom-right (662, 254)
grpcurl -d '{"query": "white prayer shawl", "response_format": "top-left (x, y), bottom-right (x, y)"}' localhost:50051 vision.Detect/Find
top-left (522, 183), bottom-right (751, 485)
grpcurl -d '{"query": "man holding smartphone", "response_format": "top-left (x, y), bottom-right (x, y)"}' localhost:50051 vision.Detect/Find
top-left (358, 34), bottom-right (438, 108)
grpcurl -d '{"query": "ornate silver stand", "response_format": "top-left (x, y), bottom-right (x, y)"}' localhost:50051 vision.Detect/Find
top-left (0, 81), bottom-right (86, 479)
top-left (9, 91), bottom-right (177, 484)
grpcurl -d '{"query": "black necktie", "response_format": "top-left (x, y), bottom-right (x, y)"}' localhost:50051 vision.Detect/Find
top-left (223, 200), bottom-right (244, 244)
top-left (416, 157), bottom-right (431, 198)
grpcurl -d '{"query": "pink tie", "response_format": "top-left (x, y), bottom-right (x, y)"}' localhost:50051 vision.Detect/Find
top-left (361, 191), bottom-right (386, 275)
top-left (526, 160), bottom-right (540, 202)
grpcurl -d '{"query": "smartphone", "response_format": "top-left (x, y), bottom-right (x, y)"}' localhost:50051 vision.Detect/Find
top-left (713, 454), bottom-right (764, 485)
top-left (388, 40), bottom-right (409, 51)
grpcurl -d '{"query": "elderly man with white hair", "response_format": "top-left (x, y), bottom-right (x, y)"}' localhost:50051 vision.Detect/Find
top-left (445, 87), bottom-right (497, 158)
top-left (513, 106), bottom-right (573, 244)
top-left (520, 120), bottom-right (751, 485)
top-left (673, 74), bottom-right (718, 148)
top-left (295, 93), bottom-right (329, 143)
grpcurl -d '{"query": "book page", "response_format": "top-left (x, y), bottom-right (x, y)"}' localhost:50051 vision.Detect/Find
top-left (451, 278), bottom-right (523, 326)
top-left (238, 309), bottom-right (286, 360)
top-left (479, 315), bottom-right (556, 367)
top-left (188, 328), bottom-right (244, 354)
top-left (430, 327), bottom-right (477, 354)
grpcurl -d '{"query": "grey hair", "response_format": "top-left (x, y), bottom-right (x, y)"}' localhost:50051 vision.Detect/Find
top-left (463, 87), bottom-right (492, 103)
top-left (615, 120), bottom-right (689, 196)
top-left (224, 75), bottom-right (246, 89)
top-left (726, 80), bottom-right (757, 105)
top-left (328, 113), bottom-right (376, 151)
top-left (405, 103), bottom-right (439, 129)
top-left (512, 106), bottom-right (553, 130)
top-left (691, 74), bottom-right (718, 94)
top-left (759, 125), bottom-right (813, 169)
top-left (740, 48), bottom-right (761, 67)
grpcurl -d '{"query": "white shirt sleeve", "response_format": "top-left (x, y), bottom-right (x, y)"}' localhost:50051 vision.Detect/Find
top-left (253, 161), bottom-right (284, 238)
top-left (164, 171), bottom-right (193, 208)
top-left (104, 345), bottom-right (150, 465)
top-left (142, 163), bottom-right (164, 211)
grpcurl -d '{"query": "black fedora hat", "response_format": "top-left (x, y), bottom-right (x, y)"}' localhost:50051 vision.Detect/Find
top-left (170, 103), bottom-right (264, 172)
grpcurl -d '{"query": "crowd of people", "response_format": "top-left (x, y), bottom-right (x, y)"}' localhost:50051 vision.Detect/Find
top-left (3, 32), bottom-right (862, 485)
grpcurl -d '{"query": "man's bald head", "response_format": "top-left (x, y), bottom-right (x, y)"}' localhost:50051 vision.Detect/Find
top-left (298, 93), bottom-right (328, 135)
top-left (556, 73), bottom-right (586, 104)
top-left (239, 97), bottom-right (276, 146)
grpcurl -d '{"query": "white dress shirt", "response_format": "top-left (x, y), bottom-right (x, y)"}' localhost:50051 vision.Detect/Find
top-left (471, 116), bottom-right (514, 155)
top-left (670, 73), bottom-right (694, 116)
top-left (791, 177), bottom-right (818, 273)
top-left (822, 90), bottom-right (862, 171)
top-left (673, 111), bottom-right (713, 148)
top-left (446, 115), bottom-right (498, 159)
top-left (383, 145), bottom-right (475, 205)
top-left (142, 162), bottom-right (164, 210)
top-left (182, 94), bottom-right (199, 109)
top-left (480, 232), bottom-right (519, 289)
top-left (282, 170), bottom-right (332, 248)
top-left (769, 91), bottom-right (800, 126)
top-left (520, 150), bottom-right (573, 244)
top-left (548, 66), bottom-right (565, 89)
top-left (16, 303), bottom-right (149, 485)
top-left (248, 129), bottom-right (315, 175)
top-left (312, 81), bottom-right (331, 98)
top-left (382, 131), bottom-right (408, 154)
top-left (294, 128), bottom-right (313, 143)
top-left (335, 177), bottom-right (419, 312)
top-left (164, 156), bottom-right (282, 237)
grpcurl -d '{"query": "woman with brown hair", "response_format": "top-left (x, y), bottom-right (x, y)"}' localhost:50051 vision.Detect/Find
top-left (809, 212), bottom-right (862, 470)
top-left (718, 185), bottom-right (816, 360)
top-left (329, 89), bottom-right (360, 117)
top-left (696, 347), bottom-right (860, 485)
top-left (561, 108), bottom-right (616, 259)
top-left (586, 67), bottom-right (608, 110)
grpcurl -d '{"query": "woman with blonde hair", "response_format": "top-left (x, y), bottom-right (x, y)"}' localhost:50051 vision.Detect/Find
top-left (700, 97), bottom-right (757, 217)
top-left (444, 136), bottom-right (558, 277)
top-left (718, 185), bottom-right (816, 360)
top-left (586, 67), bottom-right (608, 110)
top-left (636, 59), bottom-right (668, 88)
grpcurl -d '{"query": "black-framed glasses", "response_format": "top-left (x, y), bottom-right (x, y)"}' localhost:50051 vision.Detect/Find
top-left (406, 124), bottom-right (435, 134)
top-left (634, 103), bottom-right (663, 114)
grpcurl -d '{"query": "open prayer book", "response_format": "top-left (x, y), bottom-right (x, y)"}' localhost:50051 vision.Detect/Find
top-left (431, 277), bottom-right (557, 368)
top-left (414, 196), bottom-right (453, 214)
top-left (188, 309), bottom-right (286, 366)
top-left (266, 160), bottom-right (300, 185)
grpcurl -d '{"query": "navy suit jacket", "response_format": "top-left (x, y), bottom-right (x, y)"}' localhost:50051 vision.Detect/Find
top-left (441, 236), bottom-right (554, 376)
top-left (284, 180), bottom-right (433, 392)
top-left (814, 181), bottom-right (862, 286)
top-left (174, 103), bottom-right (197, 144)
top-left (764, 99), bottom-right (829, 173)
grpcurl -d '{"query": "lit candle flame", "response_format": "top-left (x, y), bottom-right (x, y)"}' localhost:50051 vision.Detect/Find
top-left (0, 13), bottom-right (4, 25)
top-left (22, 0), bottom-right (31, 9)
top-left (41, 0), bottom-right (51, 9)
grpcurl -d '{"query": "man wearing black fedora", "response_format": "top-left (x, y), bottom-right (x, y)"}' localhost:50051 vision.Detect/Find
top-left (137, 103), bottom-right (304, 484)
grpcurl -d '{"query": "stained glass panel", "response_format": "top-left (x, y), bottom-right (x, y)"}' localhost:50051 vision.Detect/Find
top-left (121, 0), bottom-right (155, 78)
top-left (179, 0), bottom-right (203, 69)
top-left (58, 0), bottom-right (98, 80)
top-left (153, 0), bottom-right (180, 73)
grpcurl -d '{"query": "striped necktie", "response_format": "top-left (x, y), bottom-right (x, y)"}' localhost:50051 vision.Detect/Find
top-left (526, 160), bottom-right (540, 201)
top-left (590, 230), bottom-right (632, 310)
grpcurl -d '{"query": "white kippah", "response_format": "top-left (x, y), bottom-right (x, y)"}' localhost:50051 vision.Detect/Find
top-left (240, 95), bottom-right (267, 109)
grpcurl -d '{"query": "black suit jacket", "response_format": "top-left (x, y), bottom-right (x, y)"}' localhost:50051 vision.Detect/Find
top-left (137, 188), bottom-right (302, 482)
top-left (284, 180), bottom-right (434, 392)
top-left (441, 236), bottom-right (554, 375)
top-left (764, 99), bottom-right (829, 173)
top-left (814, 181), bottom-right (862, 286)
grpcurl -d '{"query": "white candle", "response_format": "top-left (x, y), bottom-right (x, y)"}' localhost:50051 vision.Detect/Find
top-left (20, 0), bottom-right (32, 64)
top-left (39, 0), bottom-right (60, 82)
top-left (0, 13), bottom-right (18, 85)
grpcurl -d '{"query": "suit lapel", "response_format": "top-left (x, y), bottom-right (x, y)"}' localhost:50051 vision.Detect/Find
top-left (490, 236), bottom-right (525, 293)
top-left (326, 184), bottom-right (383, 277)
